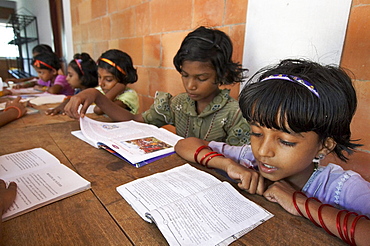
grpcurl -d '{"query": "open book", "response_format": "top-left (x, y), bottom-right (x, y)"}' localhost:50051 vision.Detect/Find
top-left (117, 164), bottom-right (273, 246)
top-left (0, 148), bottom-right (91, 221)
top-left (72, 116), bottom-right (183, 167)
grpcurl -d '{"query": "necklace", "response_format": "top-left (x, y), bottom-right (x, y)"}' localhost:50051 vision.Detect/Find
top-left (184, 112), bottom-right (218, 140)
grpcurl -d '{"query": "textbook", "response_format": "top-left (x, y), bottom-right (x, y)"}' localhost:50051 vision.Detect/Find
top-left (72, 116), bottom-right (183, 168)
top-left (0, 148), bottom-right (91, 221)
top-left (117, 164), bottom-right (273, 246)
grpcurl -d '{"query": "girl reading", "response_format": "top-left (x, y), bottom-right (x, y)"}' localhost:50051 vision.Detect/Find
top-left (64, 26), bottom-right (250, 146)
top-left (175, 59), bottom-right (370, 245)
top-left (93, 49), bottom-right (140, 115)
top-left (16, 52), bottom-right (74, 96)
top-left (46, 53), bottom-right (98, 115)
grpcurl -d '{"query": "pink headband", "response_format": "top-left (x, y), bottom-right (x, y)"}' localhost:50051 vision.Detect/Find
top-left (75, 59), bottom-right (84, 75)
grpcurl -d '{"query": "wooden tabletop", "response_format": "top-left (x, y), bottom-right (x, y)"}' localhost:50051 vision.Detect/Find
top-left (0, 115), bottom-right (347, 245)
top-left (0, 102), bottom-right (112, 129)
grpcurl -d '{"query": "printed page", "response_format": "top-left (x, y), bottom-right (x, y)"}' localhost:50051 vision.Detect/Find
top-left (1, 164), bottom-right (91, 221)
top-left (116, 164), bottom-right (222, 222)
top-left (0, 148), bottom-right (60, 180)
top-left (80, 116), bottom-right (182, 164)
top-left (10, 87), bottom-right (41, 95)
top-left (148, 182), bottom-right (273, 246)
top-left (29, 94), bottom-right (65, 105)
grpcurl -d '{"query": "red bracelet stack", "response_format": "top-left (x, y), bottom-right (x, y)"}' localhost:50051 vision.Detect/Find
top-left (292, 192), bottom-right (369, 245)
top-left (193, 145), bottom-right (224, 168)
top-left (199, 151), bottom-right (218, 167)
top-left (193, 145), bottom-right (212, 164)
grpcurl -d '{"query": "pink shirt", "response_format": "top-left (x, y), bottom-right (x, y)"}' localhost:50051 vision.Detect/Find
top-left (37, 75), bottom-right (74, 96)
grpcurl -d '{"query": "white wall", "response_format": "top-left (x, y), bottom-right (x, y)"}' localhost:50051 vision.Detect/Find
top-left (242, 0), bottom-right (352, 82)
top-left (62, 0), bottom-right (73, 61)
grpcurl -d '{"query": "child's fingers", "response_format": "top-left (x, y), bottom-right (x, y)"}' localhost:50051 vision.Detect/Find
top-left (0, 179), bottom-right (6, 188)
top-left (13, 96), bottom-right (22, 103)
top-left (8, 181), bottom-right (17, 191)
top-left (65, 99), bottom-right (81, 119)
top-left (75, 103), bottom-right (88, 118)
top-left (256, 175), bottom-right (266, 195)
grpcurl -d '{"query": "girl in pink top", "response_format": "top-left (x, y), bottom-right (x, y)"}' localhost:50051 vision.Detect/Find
top-left (31, 52), bottom-right (74, 96)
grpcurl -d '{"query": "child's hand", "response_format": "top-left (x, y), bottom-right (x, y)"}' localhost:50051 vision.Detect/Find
top-left (226, 163), bottom-right (265, 195)
top-left (46, 100), bottom-right (68, 116)
top-left (34, 84), bottom-right (45, 91)
top-left (45, 106), bottom-right (64, 116)
top-left (0, 179), bottom-right (17, 215)
top-left (104, 83), bottom-right (127, 100)
top-left (5, 97), bottom-right (27, 118)
top-left (263, 180), bottom-right (301, 216)
top-left (64, 88), bottom-right (100, 119)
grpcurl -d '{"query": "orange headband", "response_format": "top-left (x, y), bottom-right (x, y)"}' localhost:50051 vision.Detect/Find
top-left (99, 58), bottom-right (126, 75)
top-left (33, 59), bottom-right (55, 70)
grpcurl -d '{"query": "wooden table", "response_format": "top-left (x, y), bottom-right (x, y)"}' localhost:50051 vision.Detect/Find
top-left (0, 116), bottom-right (346, 245)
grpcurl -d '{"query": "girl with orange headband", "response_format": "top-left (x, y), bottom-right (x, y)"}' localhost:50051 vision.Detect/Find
top-left (15, 52), bottom-right (74, 96)
top-left (92, 49), bottom-right (139, 115)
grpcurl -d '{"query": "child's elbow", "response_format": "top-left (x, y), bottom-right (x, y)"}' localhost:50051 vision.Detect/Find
top-left (174, 139), bottom-right (184, 152)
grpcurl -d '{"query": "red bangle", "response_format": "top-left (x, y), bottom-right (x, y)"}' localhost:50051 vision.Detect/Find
top-left (304, 197), bottom-right (321, 227)
top-left (350, 215), bottom-right (369, 246)
top-left (204, 153), bottom-right (224, 168)
top-left (199, 151), bottom-right (217, 166)
top-left (4, 106), bottom-right (23, 119)
top-left (318, 204), bottom-right (335, 236)
top-left (193, 146), bottom-right (212, 164)
top-left (343, 212), bottom-right (358, 244)
top-left (336, 210), bottom-right (349, 242)
top-left (292, 191), bottom-right (307, 217)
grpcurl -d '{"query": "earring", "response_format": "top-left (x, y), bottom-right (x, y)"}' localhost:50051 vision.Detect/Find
top-left (318, 153), bottom-right (325, 160)
top-left (313, 153), bottom-right (326, 165)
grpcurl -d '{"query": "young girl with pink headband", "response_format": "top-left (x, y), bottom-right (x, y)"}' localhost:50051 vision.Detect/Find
top-left (46, 53), bottom-right (98, 115)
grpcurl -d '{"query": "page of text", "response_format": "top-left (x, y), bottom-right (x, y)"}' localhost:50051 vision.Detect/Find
top-left (149, 182), bottom-right (273, 246)
top-left (0, 148), bottom-right (59, 179)
top-left (2, 164), bottom-right (90, 221)
top-left (117, 164), bottom-right (221, 221)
